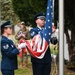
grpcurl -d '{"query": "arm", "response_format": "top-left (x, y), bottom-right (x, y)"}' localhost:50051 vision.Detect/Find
top-left (1, 42), bottom-right (19, 57)
top-left (30, 29), bottom-right (38, 38)
top-left (15, 30), bottom-right (21, 40)
top-left (24, 30), bottom-right (31, 40)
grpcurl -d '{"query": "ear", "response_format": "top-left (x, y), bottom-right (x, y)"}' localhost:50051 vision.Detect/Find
top-left (4, 27), bottom-right (7, 32)
top-left (35, 19), bottom-right (38, 24)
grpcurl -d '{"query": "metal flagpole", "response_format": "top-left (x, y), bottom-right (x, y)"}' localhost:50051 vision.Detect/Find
top-left (0, 0), bottom-right (1, 72)
top-left (59, 0), bottom-right (64, 75)
top-left (52, 0), bottom-right (54, 21)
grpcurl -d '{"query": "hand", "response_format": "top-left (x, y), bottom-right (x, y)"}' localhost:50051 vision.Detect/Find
top-left (18, 43), bottom-right (26, 49)
top-left (18, 34), bottom-right (25, 38)
top-left (16, 45), bottom-right (20, 50)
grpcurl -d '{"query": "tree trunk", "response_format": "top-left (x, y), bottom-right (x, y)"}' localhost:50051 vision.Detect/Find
top-left (65, 29), bottom-right (72, 61)
top-left (65, 28), bottom-right (75, 69)
top-left (64, 0), bottom-right (75, 69)
top-left (64, 0), bottom-right (75, 68)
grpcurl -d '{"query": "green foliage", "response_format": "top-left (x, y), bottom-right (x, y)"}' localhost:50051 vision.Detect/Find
top-left (1, 0), bottom-right (20, 25)
top-left (29, 0), bottom-right (47, 12)
top-left (11, 0), bottom-right (47, 27)
top-left (64, 0), bottom-right (75, 31)
top-left (11, 0), bottom-right (59, 27)
top-left (54, 0), bottom-right (75, 30)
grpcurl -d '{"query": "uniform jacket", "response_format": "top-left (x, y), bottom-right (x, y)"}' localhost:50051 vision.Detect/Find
top-left (15, 28), bottom-right (30, 40)
top-left (30, 27), bottom-right (52, 63)
top-left (1, 36), bottom-right (19, 70)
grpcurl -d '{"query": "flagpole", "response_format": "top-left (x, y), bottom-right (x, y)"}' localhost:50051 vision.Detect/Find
top-left (59, 0), bottom-right (64, 75)
top-left (0, 0), bottom-right (1, 71)
top-left (52, 0), bottom-right (54, 21)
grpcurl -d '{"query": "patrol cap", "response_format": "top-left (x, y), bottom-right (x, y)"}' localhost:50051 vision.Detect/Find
top-left (34, 12), bottom-right (45, 21)
top-left (1, 20), bottom-right (12, 28)
top-left (21, 21), bottom-right (25, 25)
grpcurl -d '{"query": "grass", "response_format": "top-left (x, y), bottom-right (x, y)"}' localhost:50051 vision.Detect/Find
top-left (15, 67), bottom-right (32, 75)
top-left (15, 56), bottom-right (33, 75)
top-left (64, 65), bottom-right (75, 75)
top-left (0, 55), bottom-right (33, 75)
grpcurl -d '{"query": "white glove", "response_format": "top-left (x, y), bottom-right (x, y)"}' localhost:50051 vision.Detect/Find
top-left (18, 43), bottom-right (26, 49)
top-left (51, 54), bottom-right (56, 59)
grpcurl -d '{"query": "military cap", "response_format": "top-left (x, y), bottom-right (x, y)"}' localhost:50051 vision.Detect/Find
top-left (34, 12), bottom-right (45, 21)
top-left (21, 21), bottom-right (25, 25)
top-left (1, 20), bottom-right (12, 28)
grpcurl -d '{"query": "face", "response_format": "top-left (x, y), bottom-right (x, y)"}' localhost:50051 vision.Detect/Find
top-left (36, 18), bottom-right (45, 27)
top-left (52, 24), bottom-right (56, 32)
top-left (4, 27), bottom-right (13, 35)
top-left (20, 24), bottom-right (25, 29)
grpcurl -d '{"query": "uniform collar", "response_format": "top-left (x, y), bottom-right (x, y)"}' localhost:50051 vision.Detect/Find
top-left (2, 35), bottom-right (9, 40)
top-left (2, 35), bottom-right (7, 38)
top-left (37, 26), bottom-right (44, 30)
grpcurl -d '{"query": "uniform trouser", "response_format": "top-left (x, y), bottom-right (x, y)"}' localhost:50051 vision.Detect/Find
top-left (1, 70), bottom-right (14, 75)
top-left (32, 62), bottom-right (51, 75)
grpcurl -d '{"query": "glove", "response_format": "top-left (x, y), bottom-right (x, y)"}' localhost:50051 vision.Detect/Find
top-left (18, 42), bottom-right (26, 49)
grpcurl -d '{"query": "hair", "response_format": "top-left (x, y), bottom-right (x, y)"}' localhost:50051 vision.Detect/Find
top-left (1, 27), bottom-right (7, 35)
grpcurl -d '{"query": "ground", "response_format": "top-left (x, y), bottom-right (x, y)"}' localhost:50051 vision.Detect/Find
top-left (64, 65), bottom-right (75, 75)
top-left (0, 56), bottom-right (75, 75)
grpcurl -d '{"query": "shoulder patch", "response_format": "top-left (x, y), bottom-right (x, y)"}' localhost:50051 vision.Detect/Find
top-left (3, 44), bottom-right (9, 49)
top-left (30, 31), bottom-right (35, 37)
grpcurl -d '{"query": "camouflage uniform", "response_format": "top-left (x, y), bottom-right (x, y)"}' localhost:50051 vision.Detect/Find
top-left (15, 27), bottom-right (30, 67)
top-left (15, 28), bottom-right (30, 40)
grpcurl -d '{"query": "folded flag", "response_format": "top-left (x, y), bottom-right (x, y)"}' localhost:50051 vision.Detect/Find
top-left (18, 0), bottom-right (53, 59)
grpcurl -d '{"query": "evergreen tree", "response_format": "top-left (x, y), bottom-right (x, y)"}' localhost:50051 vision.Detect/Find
top-left (1, 0), bottom-right (20, 25)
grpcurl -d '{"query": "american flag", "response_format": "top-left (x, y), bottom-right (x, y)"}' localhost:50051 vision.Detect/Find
top-left (43, 0), bottom-right (52, 44)
top-left (18, 0), bottom-right (53, 59)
